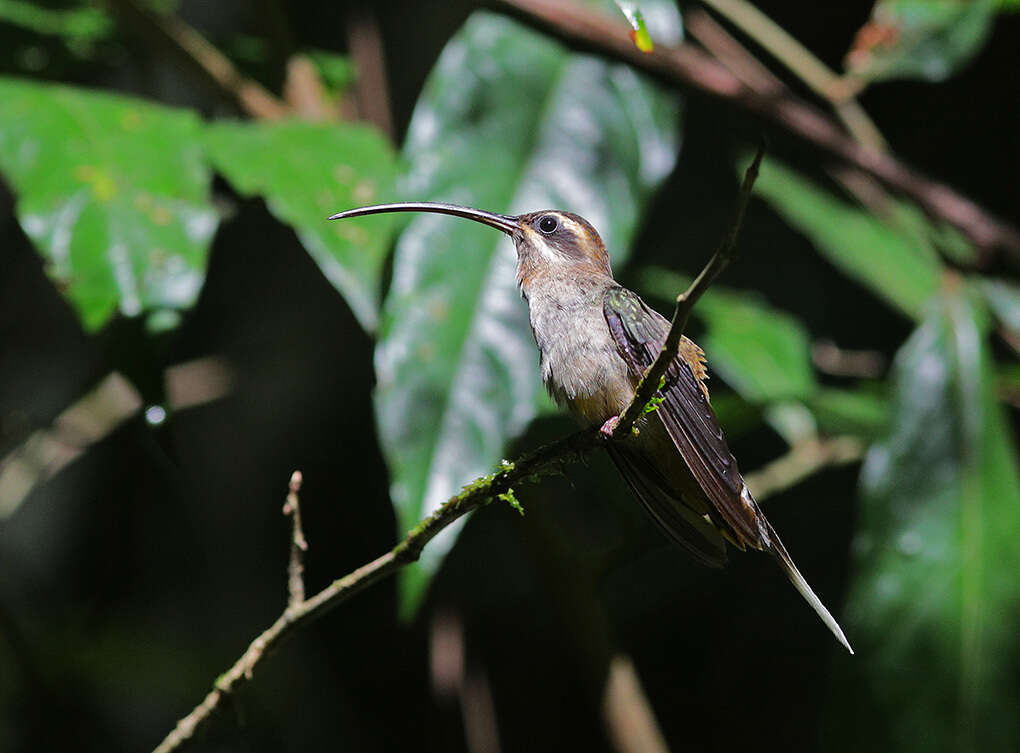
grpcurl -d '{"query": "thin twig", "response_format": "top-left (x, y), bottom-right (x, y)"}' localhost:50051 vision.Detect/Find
top-left (108, 0), bottom-right (288, 119)
top-left (699, 0), bottom-right (886, 150)
top-left (282, 471), bottom-right (307, 608)
top-left (684, 11), bottom-right (904, 246)
top-left (745, 436), bottom-right (865, 501)
top-left (151, 430), bottom-right (598, 753)
top-left (494, 0), bottom-right (1020, 260)
top-left (685, 7), bottom-right (783, 94)
top-left (811, 340), bottom-right (886, 378)
top-left (614, 144), bottom-right (764, 438)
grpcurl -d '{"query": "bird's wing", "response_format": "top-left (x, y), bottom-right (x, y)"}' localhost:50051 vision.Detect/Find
top-left (603, 286), bottom-right (761, 547)
top-left (605, 442), bottom-right (727, 568)
top-left (603, 286), bottom-right (854, 653)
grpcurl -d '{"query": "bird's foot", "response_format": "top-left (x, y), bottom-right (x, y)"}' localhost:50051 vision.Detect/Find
top-left (599, 415), bottom-right (620, 439)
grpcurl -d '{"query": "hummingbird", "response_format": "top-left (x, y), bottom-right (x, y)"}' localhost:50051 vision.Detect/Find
top-left (330, 201), bottom-right (853, 653)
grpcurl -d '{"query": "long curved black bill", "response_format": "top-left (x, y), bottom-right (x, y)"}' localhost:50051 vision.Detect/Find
top-left (329, 202), bottom-right (520, 235)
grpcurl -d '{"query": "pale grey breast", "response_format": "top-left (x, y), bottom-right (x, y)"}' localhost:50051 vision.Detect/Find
top-left (521, 275), bottom-right (633, 425)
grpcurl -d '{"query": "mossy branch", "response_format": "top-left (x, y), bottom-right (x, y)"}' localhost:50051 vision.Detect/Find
top-left (153, 149), bottom-right (764, 753)
top-left (151, 430), bottom-right (598, 753)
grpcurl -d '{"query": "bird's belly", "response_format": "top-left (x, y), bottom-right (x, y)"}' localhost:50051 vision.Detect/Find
top-left (526, 282), bottom-right (633, 426)
top-left (542, 345), bottom-right (634, 427)
top-left (560, 376), bottom-right (632, 425)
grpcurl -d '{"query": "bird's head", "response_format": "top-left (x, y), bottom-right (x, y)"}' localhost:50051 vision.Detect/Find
top-left (328, 202), bottom-right (613, 291)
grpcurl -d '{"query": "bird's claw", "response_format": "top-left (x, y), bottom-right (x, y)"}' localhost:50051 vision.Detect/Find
top-left (600, 415), bottom-right (620, 439)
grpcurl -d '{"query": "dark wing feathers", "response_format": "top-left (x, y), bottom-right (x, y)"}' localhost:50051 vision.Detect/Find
top-left (606, 443), bottom-right (728, 568)
top-left (603, 286), bottom-right (762, 547)
top-left (604, 290), bottom-right (855, 653)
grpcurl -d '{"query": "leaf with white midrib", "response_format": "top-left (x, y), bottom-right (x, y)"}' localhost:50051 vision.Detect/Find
top-left (374, 6), bottom-right (683, 612)
top-left (827, 285), bottom-right (1020, 752)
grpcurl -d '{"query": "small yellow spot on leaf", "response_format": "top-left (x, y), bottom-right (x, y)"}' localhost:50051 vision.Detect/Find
top-left (427, 299), bottom-right (450, 322)
top-left (353, 180), bottom-right (376, 204)
top-left (120, 110), bottom-right (144, 130)
top-left (333, 222), bottom-right (369, 244)
top-left (75, 164), bottom-right (116, 202)
top-left (417, 342), bottom-right (437, 362)
top-left (317, 189), bottom-right (337, 209)
top-left (333, 164), bottom-right (355, 184)
top-left (150, 206), bottom-right (172, 225)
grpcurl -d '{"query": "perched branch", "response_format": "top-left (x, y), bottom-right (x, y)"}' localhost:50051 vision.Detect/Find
top-left (282, 471), bottom-right (307, 607)
top-left (494, 0), bottom-right (1020, 260)
top-left (155, 147), bottom-right (780, 753)
top-left (614, 144), bottom-right (763, 438)
top-left (151, 430), bottom-right (599, 753)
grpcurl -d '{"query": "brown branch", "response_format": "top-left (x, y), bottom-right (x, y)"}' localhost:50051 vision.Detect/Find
top-left (494, 0), bottom-right (1020, 261)
top-left (108, 0), bottom-right (288, 119)
top-left (151, 430), bottom-right (599, 753)
top-left (283, 55), bottom-right (337, 122)
top-left (685, 7), bottom-right (783, 95)
top-left (154, 145), bottom-right (790, 753)
top-left (811, 340), bottom-right (886, 378)
top-left (744, 436), bottom-right (865, 501)
top-left (686, 10), bottom-right (937, 268)
top-left (614, 144), bottom-right (764, 438)
top-left (699, 0), bottom-right (887, 150)
top-left (346, 6), bottom-right (395, 140)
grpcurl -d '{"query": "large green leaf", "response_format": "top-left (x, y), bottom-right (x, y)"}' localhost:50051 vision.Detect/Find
top-left (638, 268), bottom-right (817, 404)
top-left (845, 0), bottom-right (999, 84)
top-left (376, 4), bottom-right (683, 611)
top-left (827, 284), bottom-right (1020, 753)
top-left (752, 158), bottom-right (942, 319)
top-left (204, 120), bottom-right (399, 331)
top-left (0, 77), bottom-right (217, 330)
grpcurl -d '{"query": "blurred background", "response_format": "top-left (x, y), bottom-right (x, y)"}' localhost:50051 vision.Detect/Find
top-left (1, 1), bottom-right (1018, 752)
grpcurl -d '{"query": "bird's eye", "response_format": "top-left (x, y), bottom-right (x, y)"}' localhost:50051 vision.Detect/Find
top-left (538, 215), bottom-right (558, 234)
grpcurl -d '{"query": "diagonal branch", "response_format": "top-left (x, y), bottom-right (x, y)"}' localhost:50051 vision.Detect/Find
top-left (108, 0), bottom-right (288, 119)
top-left (699, 0), bottom-right (886, 150)
top-left (494, 0), bottom-right (1020, 262)
top-left (153, 148), bottom-right (760, 753)
top-left (151, 143), bottom-right (765, 753)
top-left (151, 430), bottom-right (599, 753)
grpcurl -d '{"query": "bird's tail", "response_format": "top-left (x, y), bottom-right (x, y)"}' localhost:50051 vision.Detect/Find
top-left (760, 517), bottom-right (854, 654)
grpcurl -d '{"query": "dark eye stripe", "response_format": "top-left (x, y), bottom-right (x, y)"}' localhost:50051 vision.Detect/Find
top-left (555, 234), bottom-right (587, 259)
